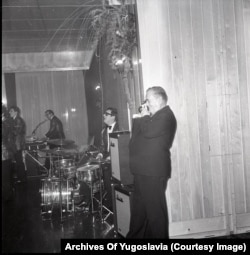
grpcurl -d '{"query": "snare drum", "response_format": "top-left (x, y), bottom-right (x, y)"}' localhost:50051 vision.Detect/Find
top-left (54, 159), bottom-right (75, 169)
top-left (76, 164), bottom-right (100, 182)
top-left (40, 178), bottom-right (73, 214)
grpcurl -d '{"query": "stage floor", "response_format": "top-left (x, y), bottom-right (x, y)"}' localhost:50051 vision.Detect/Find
top-left (2, 176), bottom-right (250, 253)
top-left (2, 176), bottom-right (119, 253)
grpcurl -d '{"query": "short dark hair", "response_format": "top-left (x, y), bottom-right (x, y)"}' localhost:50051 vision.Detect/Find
top-left (106, 107), bottom-right (118, 120)
top-left (9, 105), bottom-right (21, 114)
top-left (45, 109), bottom-right (54, 115)
top-left (147, 86), bottom-right (168, 103)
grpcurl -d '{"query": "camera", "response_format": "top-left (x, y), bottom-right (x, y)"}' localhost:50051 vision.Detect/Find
top-left (138, 101), bottom-right (149, 113)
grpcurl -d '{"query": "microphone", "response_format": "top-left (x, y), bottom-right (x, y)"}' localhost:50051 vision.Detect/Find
top-left (32, 119), bottom-right (48, 135)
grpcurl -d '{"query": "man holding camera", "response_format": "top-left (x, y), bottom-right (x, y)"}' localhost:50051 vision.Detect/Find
top-left (127, 86), bottom-right (177, 239)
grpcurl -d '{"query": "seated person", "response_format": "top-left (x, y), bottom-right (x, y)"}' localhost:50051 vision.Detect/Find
top-left (99, 107), bottom-right (119, 160)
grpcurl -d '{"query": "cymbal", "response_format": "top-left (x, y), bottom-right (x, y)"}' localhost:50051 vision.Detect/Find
top-left (39, 155), bottom-right (60, 158)
top-left (51, 148), bottom-right (68, 156)
top-left (47, 139), bottom-right (75, 146)
top-left (39, 148), bottom-right (55, 154)
top-left (89, 158), bottom-right (109, 164)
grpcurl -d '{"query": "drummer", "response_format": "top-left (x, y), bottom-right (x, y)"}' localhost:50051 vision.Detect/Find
top-left (98, 107), bottom-right (119, 160)
top-left (96, 107), bottom-right (120, 210)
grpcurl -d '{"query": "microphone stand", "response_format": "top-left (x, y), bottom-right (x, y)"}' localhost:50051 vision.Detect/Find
top-left (32, 119), bottom-right (48, 135)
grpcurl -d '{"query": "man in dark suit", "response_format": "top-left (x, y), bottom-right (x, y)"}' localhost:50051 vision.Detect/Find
top-left (45, 110), bottom-right (65, 141)
top-left (9, 106), bottom-right (27, 183)
top-left (2, 104), bottom-right (15, 199)
top-left (97, 107), bottom-right (119, 210)
top-left (127, 86), bottom-right (177, 239)
top-left (100, 107), bottom-right (119, 160)
top-left (44, 110), bottom-right (65, 170)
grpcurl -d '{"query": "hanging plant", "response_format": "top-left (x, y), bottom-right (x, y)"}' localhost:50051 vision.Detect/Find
top-left (90, 0), bottom-right (137, 72)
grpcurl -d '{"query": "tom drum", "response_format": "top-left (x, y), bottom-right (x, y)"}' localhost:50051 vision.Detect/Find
top-left (53, 159), bottom-right (76, 179)
top-left (54, 159), bottom-right (75, 169)
top-left (60, 166), bottom-right (76, 179)
top-left (76, 164), bottom-right (100, 183)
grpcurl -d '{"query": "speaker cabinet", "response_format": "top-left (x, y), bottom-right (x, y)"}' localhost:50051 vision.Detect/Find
top-left (112, 184), bottom-right (134, 237)
top-left (110, 131), bottom-right (133, 185)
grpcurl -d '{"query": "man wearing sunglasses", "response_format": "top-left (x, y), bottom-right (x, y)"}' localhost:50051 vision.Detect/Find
top-left (97, 107), bottom-right (119, 210)
top-left (100, 107), bottom-right (119, 160)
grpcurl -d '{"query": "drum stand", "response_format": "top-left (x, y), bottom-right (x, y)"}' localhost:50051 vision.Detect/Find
top-left (58, 167), bottom-right (75, 223)
top-left (25, 150), bottom-right (48, 176)
top-left (91, 160), bottom-right (113, 230)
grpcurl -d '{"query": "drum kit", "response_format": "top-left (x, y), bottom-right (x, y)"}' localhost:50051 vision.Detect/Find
top-left (38, 138), bottom-right (109, 222)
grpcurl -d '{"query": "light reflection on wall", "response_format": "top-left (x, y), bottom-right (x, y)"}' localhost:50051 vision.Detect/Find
top-left (63, 110), bottom-right (69, 122)
top-left (2, 74), bottom-right (7, 105)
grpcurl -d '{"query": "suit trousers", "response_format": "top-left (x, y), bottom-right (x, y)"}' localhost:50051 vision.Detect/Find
top-left (2, 159), bottom-right (14, 201)
top-left (127, 174), bottom-right (169, 239)
top-left (14, 150), bottom-right (26, 182)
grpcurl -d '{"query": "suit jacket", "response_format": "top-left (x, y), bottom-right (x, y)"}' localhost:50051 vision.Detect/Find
top-left (129, 105), bottom-right (177, 178)
top-left (11, 116), bottom-right (26, 151)
top-left (45, 116), bottom-right (65, 140)
top-left (100, 122), bottom-right (119, 157)
top-left (2, 118), bottom-right (15, 160)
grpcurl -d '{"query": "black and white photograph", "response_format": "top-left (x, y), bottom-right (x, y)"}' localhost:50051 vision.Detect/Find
top-left (2, 0), bottom-right (250, 253)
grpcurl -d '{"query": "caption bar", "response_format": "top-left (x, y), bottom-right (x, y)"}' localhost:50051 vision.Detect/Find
top-left (61, 240), bottom-right (248, 253)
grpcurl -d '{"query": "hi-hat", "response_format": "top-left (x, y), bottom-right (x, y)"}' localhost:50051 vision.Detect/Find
top-left (47, 139), bottom-right (75, 146)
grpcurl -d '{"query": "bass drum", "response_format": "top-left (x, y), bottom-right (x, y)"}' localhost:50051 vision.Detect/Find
top-left (40, 178), bottom-right (73, 215)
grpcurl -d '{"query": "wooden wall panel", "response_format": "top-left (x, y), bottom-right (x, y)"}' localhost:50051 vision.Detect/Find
top-left (191, 0), bottom-right (214, 219)
top-left (243, 0), bottom-right (250, 213)
top-left (239, 0), bottom-right (250, 213)
top-left (137, 0), bottom-right (250, 236)
top-left (167, 0), bottom-right (182, 223)
top-left (212, 0), bottom-right (232, 229)
top-left (223, 0), bottom-right (247, 218)
top-left (203, 0), bottom-right (225, 217)
top-left (180, 0), bottom-right (203, 220)
top-left (190, 0), bottom-right (206, 220)
top-left (169, 0), bottom-right (193, 222)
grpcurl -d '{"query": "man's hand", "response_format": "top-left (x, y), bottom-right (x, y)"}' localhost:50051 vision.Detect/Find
top-left (140, 104), bottom-right (150, 117)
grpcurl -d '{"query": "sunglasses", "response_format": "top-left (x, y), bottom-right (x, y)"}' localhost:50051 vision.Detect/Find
top-left (104, 112), bottom-right (112, 116)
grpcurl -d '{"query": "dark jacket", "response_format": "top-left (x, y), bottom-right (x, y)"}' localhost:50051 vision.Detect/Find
top-left (100, 122), bottom-right (119, 157)
top-left (2, 118), bottom-right (15, 160)
top-left (10, 115), bottom-right (26, 151)
top-left (45, 116), bottom-right (65, 140)
top-left (129, 105), bottom-right (177, 178)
